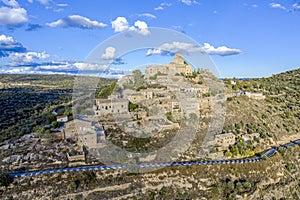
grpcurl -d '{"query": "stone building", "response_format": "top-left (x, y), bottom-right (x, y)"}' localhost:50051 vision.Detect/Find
top-left (94, 98), bottom-right (129, 116)
top-left (62, 119), bottom-right (106, 149)
top-left (145, 54), bottom-right (193, 78)
top-left (199, 97), bottom-right (212, 112)
top-left (79, 126), bottom-right (106, 148)
top-left (181, 97), bottom-right (199, 118)
top-left (214, 133), bottom-right (236, 151)
top-left (245, 92), bottom-right (266, 100)
top-left (67, 152), bottom-right (85, 162)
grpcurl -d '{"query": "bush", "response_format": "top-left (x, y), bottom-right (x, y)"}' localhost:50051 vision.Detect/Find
top-left (136, 85), bottom-right (147, 91)
top-left (278, 147), bottom-right (286, 156)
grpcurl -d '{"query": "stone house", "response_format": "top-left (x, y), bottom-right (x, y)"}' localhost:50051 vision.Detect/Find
top-left (214, 133), bottom-right (236, 151)
top-left (62, 119), bottom-right (106, 149)
top-left (245, 92), bottom-right (266, 100)
top-left (94, 98), bottom-right (129, 116)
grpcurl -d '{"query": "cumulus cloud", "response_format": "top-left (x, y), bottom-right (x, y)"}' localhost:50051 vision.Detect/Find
top-left (111, 17), bottom-right (129, 32)
top-left (46, 15), bottom-right (107, 29)
top-left (146, 42), bottom-right (242, 56)
top-left (137, 13), bottom-right (156, 19)
top-left (179, 0), bottom-right (198, 6)
top-left (0, 7), bottom-right (28, 26)
top-left (9, 51), bottom-right (50, 63)
top-left (0, 34), bottom-right (26, 57)
top-left (1, 0), bottom-right (19, 8)
top-left (129, 20), bottom-right (150, 35)
top-left (154, 2), bottom-right (172, 10)
top-left (269, 3), bottom-right (287, 10)
top-left (0, 34), bottom-right (52, 67)
top-left (200, 43), bottom-right (242, 56)
top-left (111, 17), bottom-right (150, 35)
top-left (101, 47), bottom-right (116, 60)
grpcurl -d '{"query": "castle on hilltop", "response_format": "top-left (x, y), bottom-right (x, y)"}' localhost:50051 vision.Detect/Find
top-left (145, 54), bottom-right (193, 78)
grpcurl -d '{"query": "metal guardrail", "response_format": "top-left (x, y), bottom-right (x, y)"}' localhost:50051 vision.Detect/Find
top-left (9, 139), bottom-right (300, 178)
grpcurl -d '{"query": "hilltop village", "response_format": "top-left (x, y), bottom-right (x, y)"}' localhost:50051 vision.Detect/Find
top-left (54, 54), bottom-right (266, 164)
top-left (0, 54), bottom-right (273, 171)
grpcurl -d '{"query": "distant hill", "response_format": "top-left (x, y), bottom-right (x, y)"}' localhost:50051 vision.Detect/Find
top-left (223, 67), bottom-right (300, 147)
top-left (0, 74), bottom-right (114, 142)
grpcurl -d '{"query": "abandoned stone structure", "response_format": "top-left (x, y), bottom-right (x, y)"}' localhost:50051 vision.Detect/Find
top-left (94, 98), bottom-right (129, 116)
top-left (62, 119), bottom-right (106, 149)
top-left (145, 54), bottom-right (193, 78)
top-left (214, 133), bottom-right (236, 151)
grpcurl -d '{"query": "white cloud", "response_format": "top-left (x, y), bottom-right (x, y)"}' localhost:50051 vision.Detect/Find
top-left (0, 7), bottom-right (28, 26)
top-left (1, 0), bottom-right (19, 8)
top-left (200, 43), bottom-right (242, 56)
top-left (57, 3), bottom-right (68, 7)
top-left (28, 0), bottom-right (68, 11)
top-left (74, 62), bottom-right (107, 71)
top-left (146, 42), bottom-right (242, 56)
top-left (293, 3), bottom-right (300, 10)
top-left (0, 34), bottom-right (26, 56)
top-left (269, 3), bottom-right (287, 10)
top-left (9, 51), bottom-right (50, 63)
top-left (138, 13), bottom-right (156, 19)
top-left (111, 17), bottom-right (150, 35)
top-left (154, 2), bottom-right (172, 10)
top-left (179, 0), bottom-right (198, 6)
top-left (2, 67), bottom-right (33, 74)
top-left (130, 20), bottom-right (150, 35)
top-left (111, 17), bottom-right (129, 32)
top-left (101, 47), bottom-right (116, 60)
top-left (37, 0), bottom-right (50, 5)
top-left (0, 34), bottom-right (15, 44)
top-left (46, 15), bottom-right (107, 29)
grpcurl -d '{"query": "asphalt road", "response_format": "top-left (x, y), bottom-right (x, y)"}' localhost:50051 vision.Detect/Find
top-left (9, 139), bottom-right (300, 178)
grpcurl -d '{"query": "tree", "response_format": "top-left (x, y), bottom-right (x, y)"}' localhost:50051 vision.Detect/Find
top-left (242, 181), bottom-right (251, 189)
top-left (129, 102), bottom-right (138, 111)
top-left (47, 114), bottom-right (56, 124)
top-left (52, 121), bottom-right (61, 128)
top-left (0, 173), bottom-right (13, 187)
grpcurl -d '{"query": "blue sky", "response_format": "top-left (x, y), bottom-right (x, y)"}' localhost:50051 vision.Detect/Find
top-left (0, 0), bottom-right (299, 78)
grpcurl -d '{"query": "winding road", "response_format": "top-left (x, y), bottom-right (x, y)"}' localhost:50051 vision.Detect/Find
top-left (9, 139), bottom-right (300, 178)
